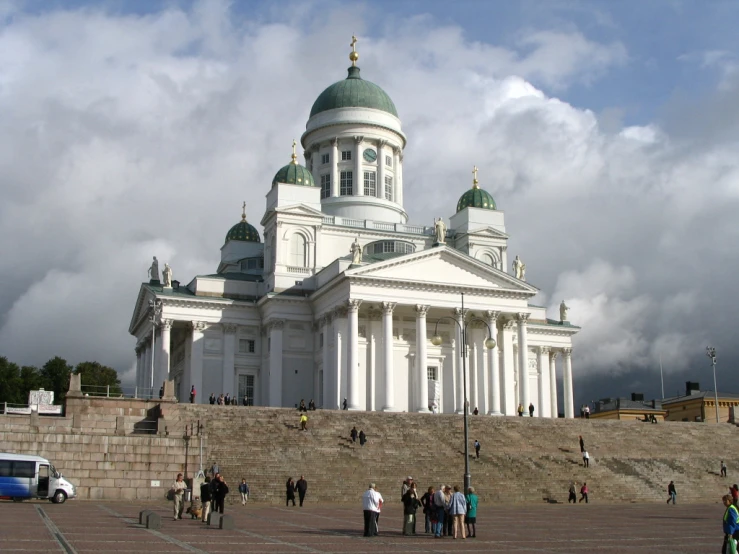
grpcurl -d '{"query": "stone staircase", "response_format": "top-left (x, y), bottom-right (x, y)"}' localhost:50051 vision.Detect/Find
top-left (167, 405), bottom-right (737, 505)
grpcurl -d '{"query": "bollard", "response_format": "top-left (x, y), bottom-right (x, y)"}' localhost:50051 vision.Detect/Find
top-left (139, 509), bottom-right (153, 525)
top-left (219, 514), bottom-right (234, 530)
top-left (208, 513), bottom-right (221, 526)
top-left (146, 512), bottom-right (161, 530)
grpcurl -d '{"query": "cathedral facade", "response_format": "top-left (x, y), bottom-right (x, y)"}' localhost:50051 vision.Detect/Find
top-left (129, 41), bottom-right (579, 417)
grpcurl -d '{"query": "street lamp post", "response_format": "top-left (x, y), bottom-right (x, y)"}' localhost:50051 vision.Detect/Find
top-left (431, 292), bottom-right (496, 492)
top-left (149, 299), bottom-right (162, 395)
top-left (706, 347), bottom-right (719, 423)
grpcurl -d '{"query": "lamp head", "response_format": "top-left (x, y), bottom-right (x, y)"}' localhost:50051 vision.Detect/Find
top-left (484, 337), bottom-right (496, 350)
top-left (431, 335), bottom-right (443, 346)
top-left (706, 346), bottom-right (716, 359)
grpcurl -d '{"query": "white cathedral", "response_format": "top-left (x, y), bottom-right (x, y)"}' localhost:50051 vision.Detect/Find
top-left (129, 40), bottom-right (579, 417)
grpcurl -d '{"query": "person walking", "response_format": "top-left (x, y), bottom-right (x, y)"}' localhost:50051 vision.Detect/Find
top-left (583, 450), bottom-right (590, 468)
top-left (722, 494), bottom-right (739, 554)
top-left (449, 485), bottom-right (467, 539)
top-left (342, 398), bottom-right (348, 410)
top-left (444, 486), bottom-right (454, 536)
top-left (189, 385), bottom-right (196, 403)
top-left (579, 435), bottom-right (585, 453)
top-left (299, 399), bottom-right (307, 412)
top-left (170, 473), bottom-right (187, 520)
top-left (210, 461), bottom-right (219, 477)
top-left (350, 426), bottom-right (358, 442)
top-left (362, 483), bottom-right (383, 537)
top-left (667, 481), bottom-right (677, 505)
top-left (722, 461), bottom-right (728, 478)
top-left (209, 393), bottom-right (216, 404)
top-left (474, 439), bottom-right (481, 459)
top-left (584, 405), bottom-right (590, 418)
top-left (579, 482), bottom-right (589, 503)
top-left (421, 486), bottom-right (435, 534)
top-left (568, 482), bottom-right (577, 504)
top-left (465, 486), bottom-right (478, 538)
top-left (432, 484), bottom-right (447, 538)
top-left (213, 474), bottom-right (229, 514)
top-left (529, 403), bottom-right (535, 417)
top-left (359, 430), bottom-right (367, 446)
top-left (401, 482), bottom-right (421, 535)
top-left (296, 475), bottom-right (308, 507)
top-left (159, 385), bottom-right (164, 399)
top-left (239, 479), bottom-right (249, 505)
top-left (200, 476), bottom-right (212, 522)
top-left (299, 413), bottom-right (308, 431)
top-left (286, 477), bottom-right (296, 506)
top-left (517, 403), bottom-right (524, 417)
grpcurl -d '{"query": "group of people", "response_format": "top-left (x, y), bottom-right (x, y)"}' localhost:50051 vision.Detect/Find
top-left (517, 403), bottom-right (536, 417)
top-left (567, 481), bottom-right (589, 503)
top-left (285, 476), bottom-right (308, 506)
top-left (350, 426), bottom-right (368, 446)
top-left (298, 399), bottom-right (317, 411)
top-left (209, 392), bottom-right (245, 406)
top-left (579, 404), bottom-right (591, 418)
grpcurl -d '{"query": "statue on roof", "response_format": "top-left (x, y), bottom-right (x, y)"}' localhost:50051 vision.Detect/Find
top-left (162, 263), bottom-right (173, 288)
top-left (148, 256), bottom-right (159, 282)
top-left (350, 237), bottom-right (362, 264)
top-left (513, 255), bottom-right (526, 280)
top-left (434, 217), bottom-right (447, 245)
top-left (560, 300), bottom-right (569, 322)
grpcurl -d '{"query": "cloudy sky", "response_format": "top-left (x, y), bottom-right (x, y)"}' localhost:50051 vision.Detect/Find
top-left (1, 0), bottom-right (737, 407)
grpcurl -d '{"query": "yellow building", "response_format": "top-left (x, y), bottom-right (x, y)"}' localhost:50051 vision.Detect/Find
top-left (662, 390), bottom-right (739, 423)
top-left (590, 397), bottom-right (667, 422)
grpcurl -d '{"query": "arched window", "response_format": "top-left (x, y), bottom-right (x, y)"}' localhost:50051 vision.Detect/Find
top-left (289, 233), bottom-right (307, 267)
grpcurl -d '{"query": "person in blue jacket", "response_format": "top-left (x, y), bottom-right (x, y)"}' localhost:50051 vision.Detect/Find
top-left (723, 494), bottom-right (739, 554)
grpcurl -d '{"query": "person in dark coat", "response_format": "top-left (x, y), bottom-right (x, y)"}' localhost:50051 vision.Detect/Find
top-left (308, 399), bottom-right (316, 410)
top-left (200, 476), bottom-right (212, 522)
top-left (286, 477), bottom-right (296, 506)
top-left (213, 475), bottom-right (229, 514)
top-left (296, 475), bottom-right (308, 507)
top-left (402, 482), bottom-right (422, 535)
top-left (420, 486), bottom-right (435, 533)
top-left (350, 427), bottom-right (358, 442)
top-left (359, 430), bottom-right (367, 446)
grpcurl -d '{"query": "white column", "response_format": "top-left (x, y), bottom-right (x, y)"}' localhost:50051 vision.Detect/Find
top-left (321, 315), bottom-right (332, 409)
top-left (393, 148), bottom-right (400, 203)
top-left (368, 312), bottom-right (379, 411)
top-left (470, 337), bottom-right (479, 413)
top-left (537, 347), bottom-right (549, 418)
top-left (500, 321), bottom-right (516, 415)
top-left (331, 138), bottom-right (339, 197)
top-left (517, 313), bottom-right (530, 415)
top-left (549, 351), bottom-right (559, 418)
top-left (486, 311), bottom-right (501, 415)
top-left (222, 324), bottom-right (237, 399)
top-left (190, 321), bottom-right (206, 404)
top-left (454, 308), bottom-right (466, 414)
top-left (135, 345), bottom-right (143, 393)
top-left (354, 136), bottom-right (363, 196)
top-left (563, 348), bottom-right (574, 418)
top-left (268, 320), bottom-right (284, 406)
top-left (415, 305), bottom-right (430, 412)
top-left (142, 340), bottom-right (152, 394)
top-left (377, 140), bottom-right (386, 199)
top-left (396, 150), bottom-right (404, 206)
top-left (157, 319), bottom-right (172, 391)
top-left (346, 299), bottom-right (362, 410)
top-left (381, 302), bottom-right (396, 411)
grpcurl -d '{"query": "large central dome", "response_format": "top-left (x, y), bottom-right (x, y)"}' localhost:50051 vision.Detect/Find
top-left (309, 66), bottom-right (398, 118)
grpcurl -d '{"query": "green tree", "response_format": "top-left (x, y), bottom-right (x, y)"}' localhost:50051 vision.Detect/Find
top-left (0, 357), bottom-right (22, 404)
top-left (74, 361), bottom-right (122, 396)
top-left (40, 356), bottom-right (73, 404)
top-left (19, 365), bottom-right (42, 402)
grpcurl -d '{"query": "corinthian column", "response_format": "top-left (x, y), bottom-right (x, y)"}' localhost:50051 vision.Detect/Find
top-left (381, 302), bottom-right (396, 411)
top-left (156, 319), bottom-right (172, 391)
top-left (415, 305), bottom-right (430, 412)
top-left (516, 313), bottom-right (530, 415)
top-left (268, 320), bottom-right (284, 407)
top-left (562, 348), bottom-right (574, 418)
top-left (485, 311), bottom-right (501, 415)
top-left (354, 136), bottom-right (364, 196)
top-left (454, 308), bottom-right (467, 414)
top-left (346, 299), bottom-right (362, 410)
top-left (537, 346), bottom-right (549, 418)
top-left (549, 351), bottom-right (559, 418)
top-left (222, 324), bottom-right (238, 399)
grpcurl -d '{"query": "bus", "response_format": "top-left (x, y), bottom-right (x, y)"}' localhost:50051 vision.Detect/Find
top-left (0, 453), bottom-right (77, 503)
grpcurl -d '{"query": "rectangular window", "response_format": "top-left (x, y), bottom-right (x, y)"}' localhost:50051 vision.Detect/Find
top-left (427, 367), bottom-right (438, 381)
top-left (384, 176), bottom-right (393, 200)
top-left (239, 339), bottom-right (255, 353)
top-left (385, 155), bottom-right (392, 167)
top-left (238, 374), bottom-right (255, 406)
top-left (364, 171), bottom-right (376, 196)
top-left (340, 171), bottom-right (353, 195)
top-left (341, 150), bottom-right (352, 161)
top-left (321, 153), bottom-right (330, 164)
top-left (13, 461), bottom-right (35, 478)
top-left (0, 460), bottom-right (10, 477)
top-left (320, 174), bottom-right (331, 199)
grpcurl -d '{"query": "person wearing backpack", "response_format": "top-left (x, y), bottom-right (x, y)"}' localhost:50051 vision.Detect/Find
top-left (722, 494), bottom-right (739, 554)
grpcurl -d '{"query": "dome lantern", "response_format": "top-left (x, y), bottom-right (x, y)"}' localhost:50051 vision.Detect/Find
top-left (456, 165), bottom-right (497, 212)
top-left (225, 202), bottom-right (261, 244)
top-left (272, 139), bottom-right (316, 187)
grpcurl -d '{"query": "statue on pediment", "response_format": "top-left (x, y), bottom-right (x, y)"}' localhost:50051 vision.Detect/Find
top-left (148, 256), bottom-right (159, 282)
top-left (560, 300), bottom-right (569, 322)
top-left (350, 237), bottom-right (362, 264)
top-left (162, 263), bottom-right (173, 287)
top-left (434, 217), bottom-right (446, 244)
top-left (513, 255), bottom-right (526, 280)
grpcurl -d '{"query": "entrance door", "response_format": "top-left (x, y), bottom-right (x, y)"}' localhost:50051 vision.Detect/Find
top-left (238, 374), bottom-right (255, 406)
top-left (37, 464), bottom-right (49, 498)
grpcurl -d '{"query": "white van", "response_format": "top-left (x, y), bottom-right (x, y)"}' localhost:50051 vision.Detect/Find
top-left (0, 453), bottom-right (77, 503)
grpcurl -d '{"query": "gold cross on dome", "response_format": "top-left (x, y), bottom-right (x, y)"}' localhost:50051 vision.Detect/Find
top-left (349, 35), bottom-right (359, 66)
top-left (351, 35), bottom-right (357, 52)
top-left (472, 165), bottom-right (479, 187)
top-left (291, 139), bottom-right (297, 164)
top-left (241, 201), bottom-right (247, 221)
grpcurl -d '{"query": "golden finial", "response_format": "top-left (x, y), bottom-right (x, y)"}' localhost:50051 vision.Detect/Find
top-left (349, 35), bottom-right (359, 66)
top-left (290, 139), bottom-right (297, 165)
top-left (472, 165), bottom-right (479, 188)
top-left (241, 201), bottom-right (246, 222)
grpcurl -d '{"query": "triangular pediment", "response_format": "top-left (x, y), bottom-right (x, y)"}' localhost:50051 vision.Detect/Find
top-left (274, 204), bottom-right (325, 218)
top-left (346, 246), bottom-right (536, 294)
top-left (462, 226), bottom-right (509, 239)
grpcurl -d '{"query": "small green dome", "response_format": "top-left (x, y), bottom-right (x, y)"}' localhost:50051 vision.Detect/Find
top-left (225, 208), bottom-right (261, 243)
top-left (456, 185), bottom-right (497, 212)
top-left (272, 162), bottom-right (315, 187)
top-left (310, 66), bottom-right (398, 118)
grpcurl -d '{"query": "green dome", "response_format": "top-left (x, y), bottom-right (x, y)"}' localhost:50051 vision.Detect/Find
top-left (456, 185), bottom-right (497, 212)
top-left (310, 66), bottom-right (398, 118)
top-left (225, 220), bottom-right (261, 244)
top-left (272, 162), bottom-right (315, 187)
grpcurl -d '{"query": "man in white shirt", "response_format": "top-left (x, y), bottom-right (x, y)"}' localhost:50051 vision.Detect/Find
top-left (362, 483), bottom-right (383, 537)
top-left (170, 473), bottom-right (187, 520)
